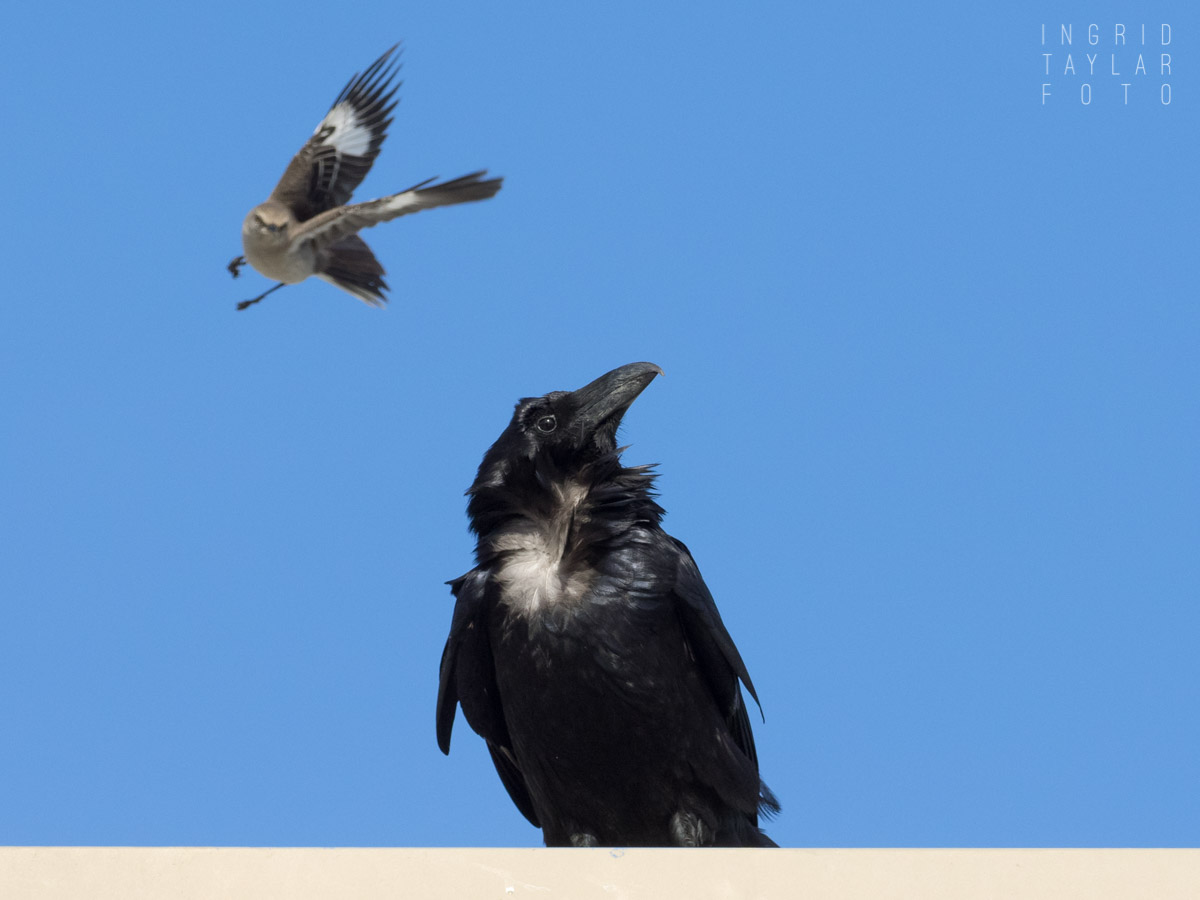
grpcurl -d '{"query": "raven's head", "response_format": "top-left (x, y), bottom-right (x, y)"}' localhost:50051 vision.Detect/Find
top-left (468, 362), bottom-right (664, 500)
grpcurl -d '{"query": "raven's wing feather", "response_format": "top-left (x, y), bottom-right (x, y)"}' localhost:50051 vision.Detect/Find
top-left (436, 568), bottom-right (540, 827)
top-left (486, 743), bottom-right (540, 828)
top-left (668, 536), bottom-right (763, 764)
top-left (669, 536), bottom-right (780, 826)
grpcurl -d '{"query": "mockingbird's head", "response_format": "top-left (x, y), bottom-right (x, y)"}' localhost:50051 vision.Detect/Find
top-left (242, 201), bottom-right (294, 243)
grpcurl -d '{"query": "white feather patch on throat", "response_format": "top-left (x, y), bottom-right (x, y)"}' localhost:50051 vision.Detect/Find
top-left (319, 103), bottom-right (372, 157)
top-left (492, 481), bottom-right (592, 616)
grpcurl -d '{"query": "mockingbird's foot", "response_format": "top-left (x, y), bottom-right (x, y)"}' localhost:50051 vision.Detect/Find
top-left (227, 256), bottom-right (246, 278)
top-left (236, 281), bottom-right (286, 311)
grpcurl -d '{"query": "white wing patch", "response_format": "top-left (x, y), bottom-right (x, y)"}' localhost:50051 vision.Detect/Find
top-left (318, 103), bottom-right (372, 157)
top-left (383, 191), bottom-right (421, 214)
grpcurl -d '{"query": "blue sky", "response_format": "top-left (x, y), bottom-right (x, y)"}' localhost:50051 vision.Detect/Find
top-left (1, 1), bottom-right (1196, 847)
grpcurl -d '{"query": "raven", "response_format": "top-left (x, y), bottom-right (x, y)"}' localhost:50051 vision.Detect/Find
top-left (437, 362), bottom-right (779, 847)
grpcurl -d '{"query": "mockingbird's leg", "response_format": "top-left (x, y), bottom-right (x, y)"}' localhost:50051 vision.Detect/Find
top-left (227, 256), bottom-right (246, 278)
top-left (237, 282), bottom-right (286, 311)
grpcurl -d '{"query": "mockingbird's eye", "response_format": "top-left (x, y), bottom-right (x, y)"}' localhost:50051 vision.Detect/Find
top-left (535, 415), bottom-right (557, 434)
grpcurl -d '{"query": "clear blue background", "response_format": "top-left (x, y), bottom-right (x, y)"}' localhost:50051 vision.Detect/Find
top-left (1, 1), bottom-right (1196, 846)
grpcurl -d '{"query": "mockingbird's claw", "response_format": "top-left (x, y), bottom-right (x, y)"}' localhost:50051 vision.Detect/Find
top-left (228, 256), bottom-right (246, 278)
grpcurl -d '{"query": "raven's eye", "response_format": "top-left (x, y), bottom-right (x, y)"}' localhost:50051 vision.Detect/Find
top-left (535, 415), bottom-right (557, 434)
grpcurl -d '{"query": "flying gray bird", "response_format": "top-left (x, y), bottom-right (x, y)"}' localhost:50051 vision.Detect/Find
top-left (437, 362), bottom-right (779, 847)
top-left (228, 44), bottom-right (502, 310)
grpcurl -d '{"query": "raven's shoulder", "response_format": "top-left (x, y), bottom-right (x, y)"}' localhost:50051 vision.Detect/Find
top-left (665, 535), bottom-right (761, 698)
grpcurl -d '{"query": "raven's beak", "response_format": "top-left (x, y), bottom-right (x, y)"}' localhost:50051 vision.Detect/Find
top-left (569, 362), bottom-right (664, 441)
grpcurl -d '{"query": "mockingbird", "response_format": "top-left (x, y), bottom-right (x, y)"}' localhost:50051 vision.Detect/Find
top-left (229, 44), bottom-right (502, 310)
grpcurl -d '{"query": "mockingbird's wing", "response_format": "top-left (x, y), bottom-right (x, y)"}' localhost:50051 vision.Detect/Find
top-left (304, 172), bottom-right (501, 306)
top-left (296, 171), bottom-right (503, 253)
top-left (269, 45), bottom-right (401, 221)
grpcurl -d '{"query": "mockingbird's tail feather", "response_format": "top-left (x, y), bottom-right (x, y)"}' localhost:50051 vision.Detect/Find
top-left (285, 170), bottom-right (503, 306)
top-left (316, 234), bottom-right (389, 307)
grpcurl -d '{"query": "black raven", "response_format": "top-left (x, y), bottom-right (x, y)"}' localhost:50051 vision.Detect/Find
top-left (436, 362), bottom-right (779, 847)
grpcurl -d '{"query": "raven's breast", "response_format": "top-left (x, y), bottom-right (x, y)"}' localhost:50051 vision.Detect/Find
top-left (488, 588), bottom-right (727, 845)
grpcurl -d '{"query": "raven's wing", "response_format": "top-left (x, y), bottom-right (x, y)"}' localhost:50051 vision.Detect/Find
top-left (436, 568), bottom-right (540, 827)
top-left (668, 536), bottom-right (764, 769)
top-left (268, 45), bottom-right (401, 221)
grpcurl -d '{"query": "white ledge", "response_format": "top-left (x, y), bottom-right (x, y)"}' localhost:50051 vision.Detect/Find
top-left (2, 847), bottom-right (1198, 899)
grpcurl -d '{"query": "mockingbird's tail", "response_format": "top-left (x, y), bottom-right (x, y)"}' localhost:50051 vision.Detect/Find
top-left (317, 234), bottom-right (389, 307)
top-left (309, 170), bottom-right (503, 307)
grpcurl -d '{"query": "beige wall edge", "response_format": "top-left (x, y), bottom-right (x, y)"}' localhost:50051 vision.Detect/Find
top-left (2, 847), bottom-right (1198, 899)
